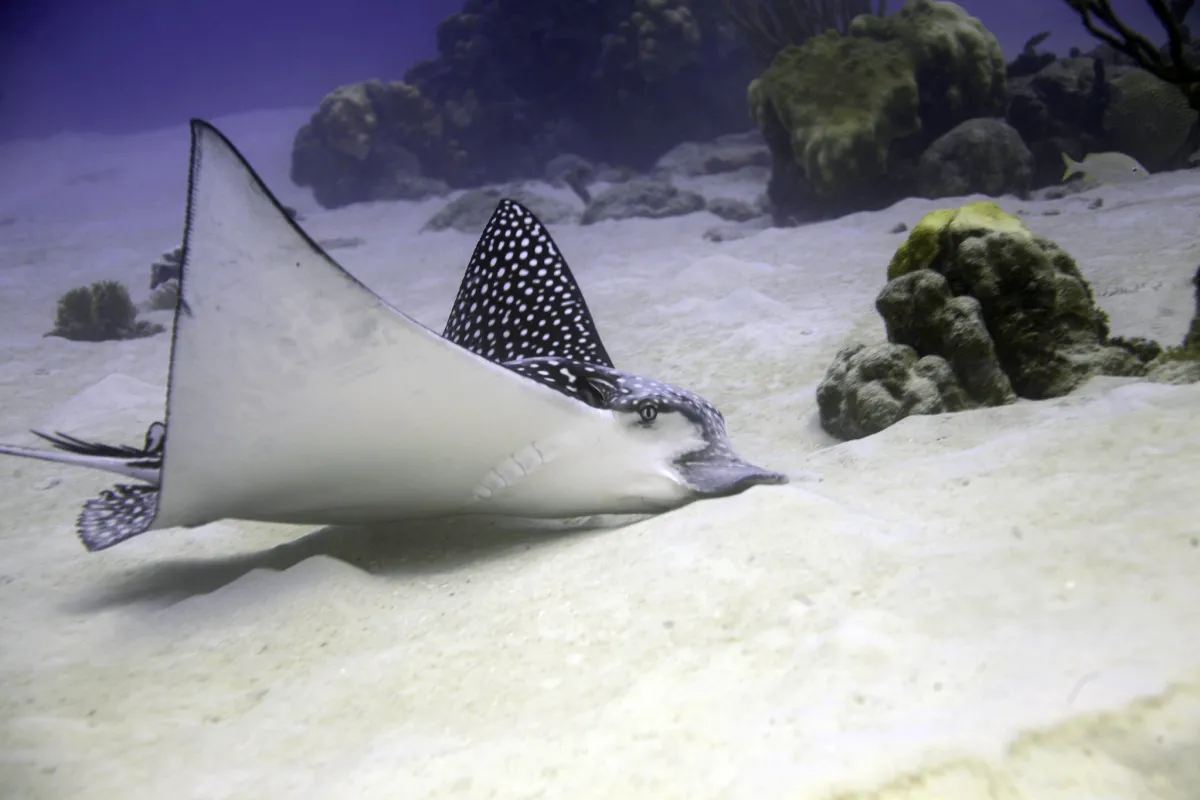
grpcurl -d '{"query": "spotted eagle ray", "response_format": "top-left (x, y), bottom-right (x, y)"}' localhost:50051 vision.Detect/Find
top-left (0, 120), bottom-right (787, 552)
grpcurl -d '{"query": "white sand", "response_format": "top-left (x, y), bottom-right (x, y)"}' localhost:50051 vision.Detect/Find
top-left (0, 109), bottom-right (1197, 799)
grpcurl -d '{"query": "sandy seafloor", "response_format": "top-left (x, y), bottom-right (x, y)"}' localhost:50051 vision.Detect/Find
top-left (0, 107), bottom-right (1196, 799)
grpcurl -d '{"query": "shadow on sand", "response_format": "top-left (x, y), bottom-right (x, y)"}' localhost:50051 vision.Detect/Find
top-left (72, 515), bottom-right (637, 611)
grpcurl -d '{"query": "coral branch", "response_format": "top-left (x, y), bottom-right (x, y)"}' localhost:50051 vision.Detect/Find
top-left (1064, 0), bottom-right (1199, 84)
top-left (721, 0), bottom-right (887, 62)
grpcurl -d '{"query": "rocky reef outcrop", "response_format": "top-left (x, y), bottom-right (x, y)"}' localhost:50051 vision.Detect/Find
top-left (291, 0), bottom-right (757, 208)
top-left (1005, 55), bottom-right (1110, 188)
top-left (580, 179), bottom-right (707, 224)
top-left (290, 0), bottom-right (1200, 220)
top-left (916, 118), bottom-right (1034, 199)
top-left (817, 342), bottom-right (971, 440)
top-left (1103, 68), bottom-right (1198, 172)
top-left (749, 0), bottom-right (1007, 222)
top-left (746, 1), bottom-right (1200, 222)
top-left (1006, 45), bottom-right (1199, 189)
top-left (817, 201), bottom-right (1147, 439)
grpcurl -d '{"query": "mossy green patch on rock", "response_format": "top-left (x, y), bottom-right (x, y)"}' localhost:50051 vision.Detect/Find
top-left (749, 31), bottom-right (919, 200)
top-left (880, 200), bottom-right (1142, 400)
top-left (887, 201), bottom-right (1030, 280)
top-left (887, 207), bottom-right (954, 280)
top-left (851, 0), bottom-right (1007, 130)
top-left (750, 1), bottom-right (1007, 215)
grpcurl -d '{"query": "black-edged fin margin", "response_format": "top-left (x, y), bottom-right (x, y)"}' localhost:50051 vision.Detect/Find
top-left (151, 119), bottom-right (364, 531)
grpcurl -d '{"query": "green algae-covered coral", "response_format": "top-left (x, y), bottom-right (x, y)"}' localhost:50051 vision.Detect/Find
top-left (48, 280), bottom-right (164, 342)
top-left (817, 198), bottom-right (1151, 438)
top-left (880, 201), bottom-right (1142, 399)
top-left (749, 31), bottom-right (919, 200)
top-left (887, 200), bottom-right (1030, 280)
top-left (851, 0), bottom-right (1006, 129)
top-left (749, 0), bottom-right (1006, 212)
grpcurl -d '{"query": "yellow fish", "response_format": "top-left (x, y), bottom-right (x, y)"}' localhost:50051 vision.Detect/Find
top-left (1062, 151), bottom-right (1151, 184)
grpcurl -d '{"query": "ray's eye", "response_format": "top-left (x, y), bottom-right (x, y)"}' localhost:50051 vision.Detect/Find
top-left (637, 403), bottom-right (658, 423)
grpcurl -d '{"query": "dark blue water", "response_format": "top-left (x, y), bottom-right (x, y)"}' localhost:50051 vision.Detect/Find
top-left (0, 0), bottom-right (1179, 141)
top-left (0, 0), bottom-right (460, 139)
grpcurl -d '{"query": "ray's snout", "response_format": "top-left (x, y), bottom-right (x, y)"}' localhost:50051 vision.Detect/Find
top-left (676, 456), bottom-right (789, 498)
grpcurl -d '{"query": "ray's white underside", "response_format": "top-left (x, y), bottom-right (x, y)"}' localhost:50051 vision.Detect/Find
top-left (153, 124), bottom-right (698, 530)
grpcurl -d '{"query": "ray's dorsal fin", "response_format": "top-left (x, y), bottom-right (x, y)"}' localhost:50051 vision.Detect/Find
top-left (442, 199), bottom-right (614, 368)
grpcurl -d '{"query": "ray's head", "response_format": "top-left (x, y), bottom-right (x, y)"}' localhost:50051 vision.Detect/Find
top-left (506, 357), bottom-right (789, 502)
top-left (445, 197), bottom-right (788, 516)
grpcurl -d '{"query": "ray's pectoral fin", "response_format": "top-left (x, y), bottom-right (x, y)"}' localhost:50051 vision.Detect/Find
top-left (72, 421), bottom-right (166, 551)
top-left (147, 120), bottom-right (611, 533)
top-left (675, 453), bottom-right (790, 498)
top-left (77, 484), bottom-right (160, 551)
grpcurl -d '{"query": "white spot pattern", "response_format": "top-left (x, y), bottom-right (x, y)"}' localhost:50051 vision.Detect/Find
top-left (33, 422), bottom-right (166, 551)
top-left (442, 199), bottom-right (613, 368)
top-left (500, 357), bottom-right (789, 495)
top-left (504, 357), bottom-right (732, 453)
top-left (77, 484), bottom-right (158, 551)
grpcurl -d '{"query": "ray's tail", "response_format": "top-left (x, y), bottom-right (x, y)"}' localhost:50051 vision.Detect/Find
top-left (0, 422), bottom-right (165, 550)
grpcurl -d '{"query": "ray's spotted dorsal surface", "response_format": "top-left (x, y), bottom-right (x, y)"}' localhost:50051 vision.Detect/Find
top-left (443, 199), bottom-right (614, 369)
top-left (0, 120), bottom-right (787, 553)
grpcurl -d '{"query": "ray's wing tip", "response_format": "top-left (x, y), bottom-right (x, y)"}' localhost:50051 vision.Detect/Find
top-left (188, 119), bottom-right (230, 156)
top-left (76, 484), bottom-right (159, 552)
